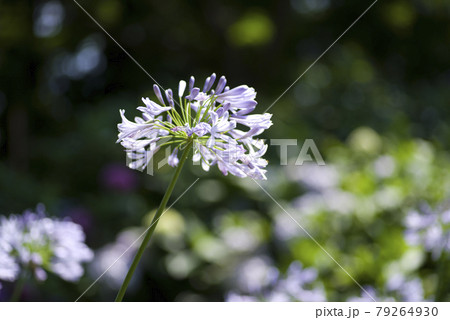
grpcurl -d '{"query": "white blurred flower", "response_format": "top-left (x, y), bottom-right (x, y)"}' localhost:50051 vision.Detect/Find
top-left (0, 205), bottom-right (93, 287)
top-left (288, 163), bottom-right (340, 191)
top-left (227, 260), bottom-right (326, 302)
top-left (89, 229), bottom-right (142, 290)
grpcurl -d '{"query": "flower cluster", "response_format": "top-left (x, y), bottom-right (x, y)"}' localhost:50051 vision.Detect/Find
top-left (225, 256), bottom-right (428, 302)
top-left (0, 205), bottom-right (93, 288)
top-left (404, 203), bottom-right (450, 259)
top-left (348, 274), bottom-right (425, 302)
top-left (226, 258), bottom-right (326, 302)
top-left (117, 73), bottom-right (273, 180)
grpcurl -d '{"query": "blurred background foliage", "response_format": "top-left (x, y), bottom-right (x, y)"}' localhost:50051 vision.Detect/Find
top-left (0, 0), bottom-right (449, 301)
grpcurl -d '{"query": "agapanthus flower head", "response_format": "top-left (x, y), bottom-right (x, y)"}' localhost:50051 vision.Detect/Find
top-left (0, 205), bottom-right (93, 287)
top-left (117, 73), bottom-right (273, 180)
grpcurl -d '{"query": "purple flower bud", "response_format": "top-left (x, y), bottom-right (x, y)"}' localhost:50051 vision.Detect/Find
top-left (189, 76), bottom-right (195, 92)
top-left (203, 73), bottom-right (216, 93)
top-left (202, 77), bottom-right (211, 93)
top-left (215, 76), bottom-right (227, 94)
top-left (165, 89), bottom-right (174, 107)
top-left (153, 84), bottom-right (165, 105)
top-left (209, 73), bottom-right (216, 89)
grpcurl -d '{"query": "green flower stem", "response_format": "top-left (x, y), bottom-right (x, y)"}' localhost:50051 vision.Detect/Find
top-left (435, 249), bottom-right (449, 301)
top-left (10, 270), bottom-right (27, 302)
top-left (115, 141), bottom-right (193, 302)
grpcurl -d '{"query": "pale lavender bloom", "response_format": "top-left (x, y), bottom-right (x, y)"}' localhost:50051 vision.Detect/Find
top-left (404, 203), bottom-right (450, 259)
top-left (226, 292), bottom-right (258, 302)
top-left (0, 205), bottom-right (93, 287)
top-left (271, 261), bottom-right (326, 302)
top-left (287, 163), bottom-right (340, 192)
top-left (348, 275), bottom-right (425, 302)
top-left (0, 250), bottom-right (19, 282)
top-left (117, 74), bottom-right (273, 179)
top-left (235, 257), bottom-right (279, 294)
top-left (386, 274), bottom-right (424, 302)
top-left (226, 259), bottom-right (326, 302)
top-left (89, 229), bottom-right (141, 290)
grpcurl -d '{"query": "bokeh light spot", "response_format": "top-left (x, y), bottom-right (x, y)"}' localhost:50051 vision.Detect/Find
top-left (228, 11), bottom-right (274, 47)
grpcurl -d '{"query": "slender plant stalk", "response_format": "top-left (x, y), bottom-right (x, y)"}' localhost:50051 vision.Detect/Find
top-left (115, 141), bottom-right (193, 302)
top-left (10, 271), bottom-right (27, 302)
top-left (435, 248), bottom-right (448, 301)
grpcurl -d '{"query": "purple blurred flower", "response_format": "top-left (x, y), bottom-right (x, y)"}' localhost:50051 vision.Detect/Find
top-left (404, 203), bottom-right (450, 259)
top-left (0, 205), bottom-right (93, 288)
top-left (117, 74), bottom-right (272, 179)
top-left (100, 163), bottom-right (138, 192)
top-left (65, 206), bottom-right (93, 233)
